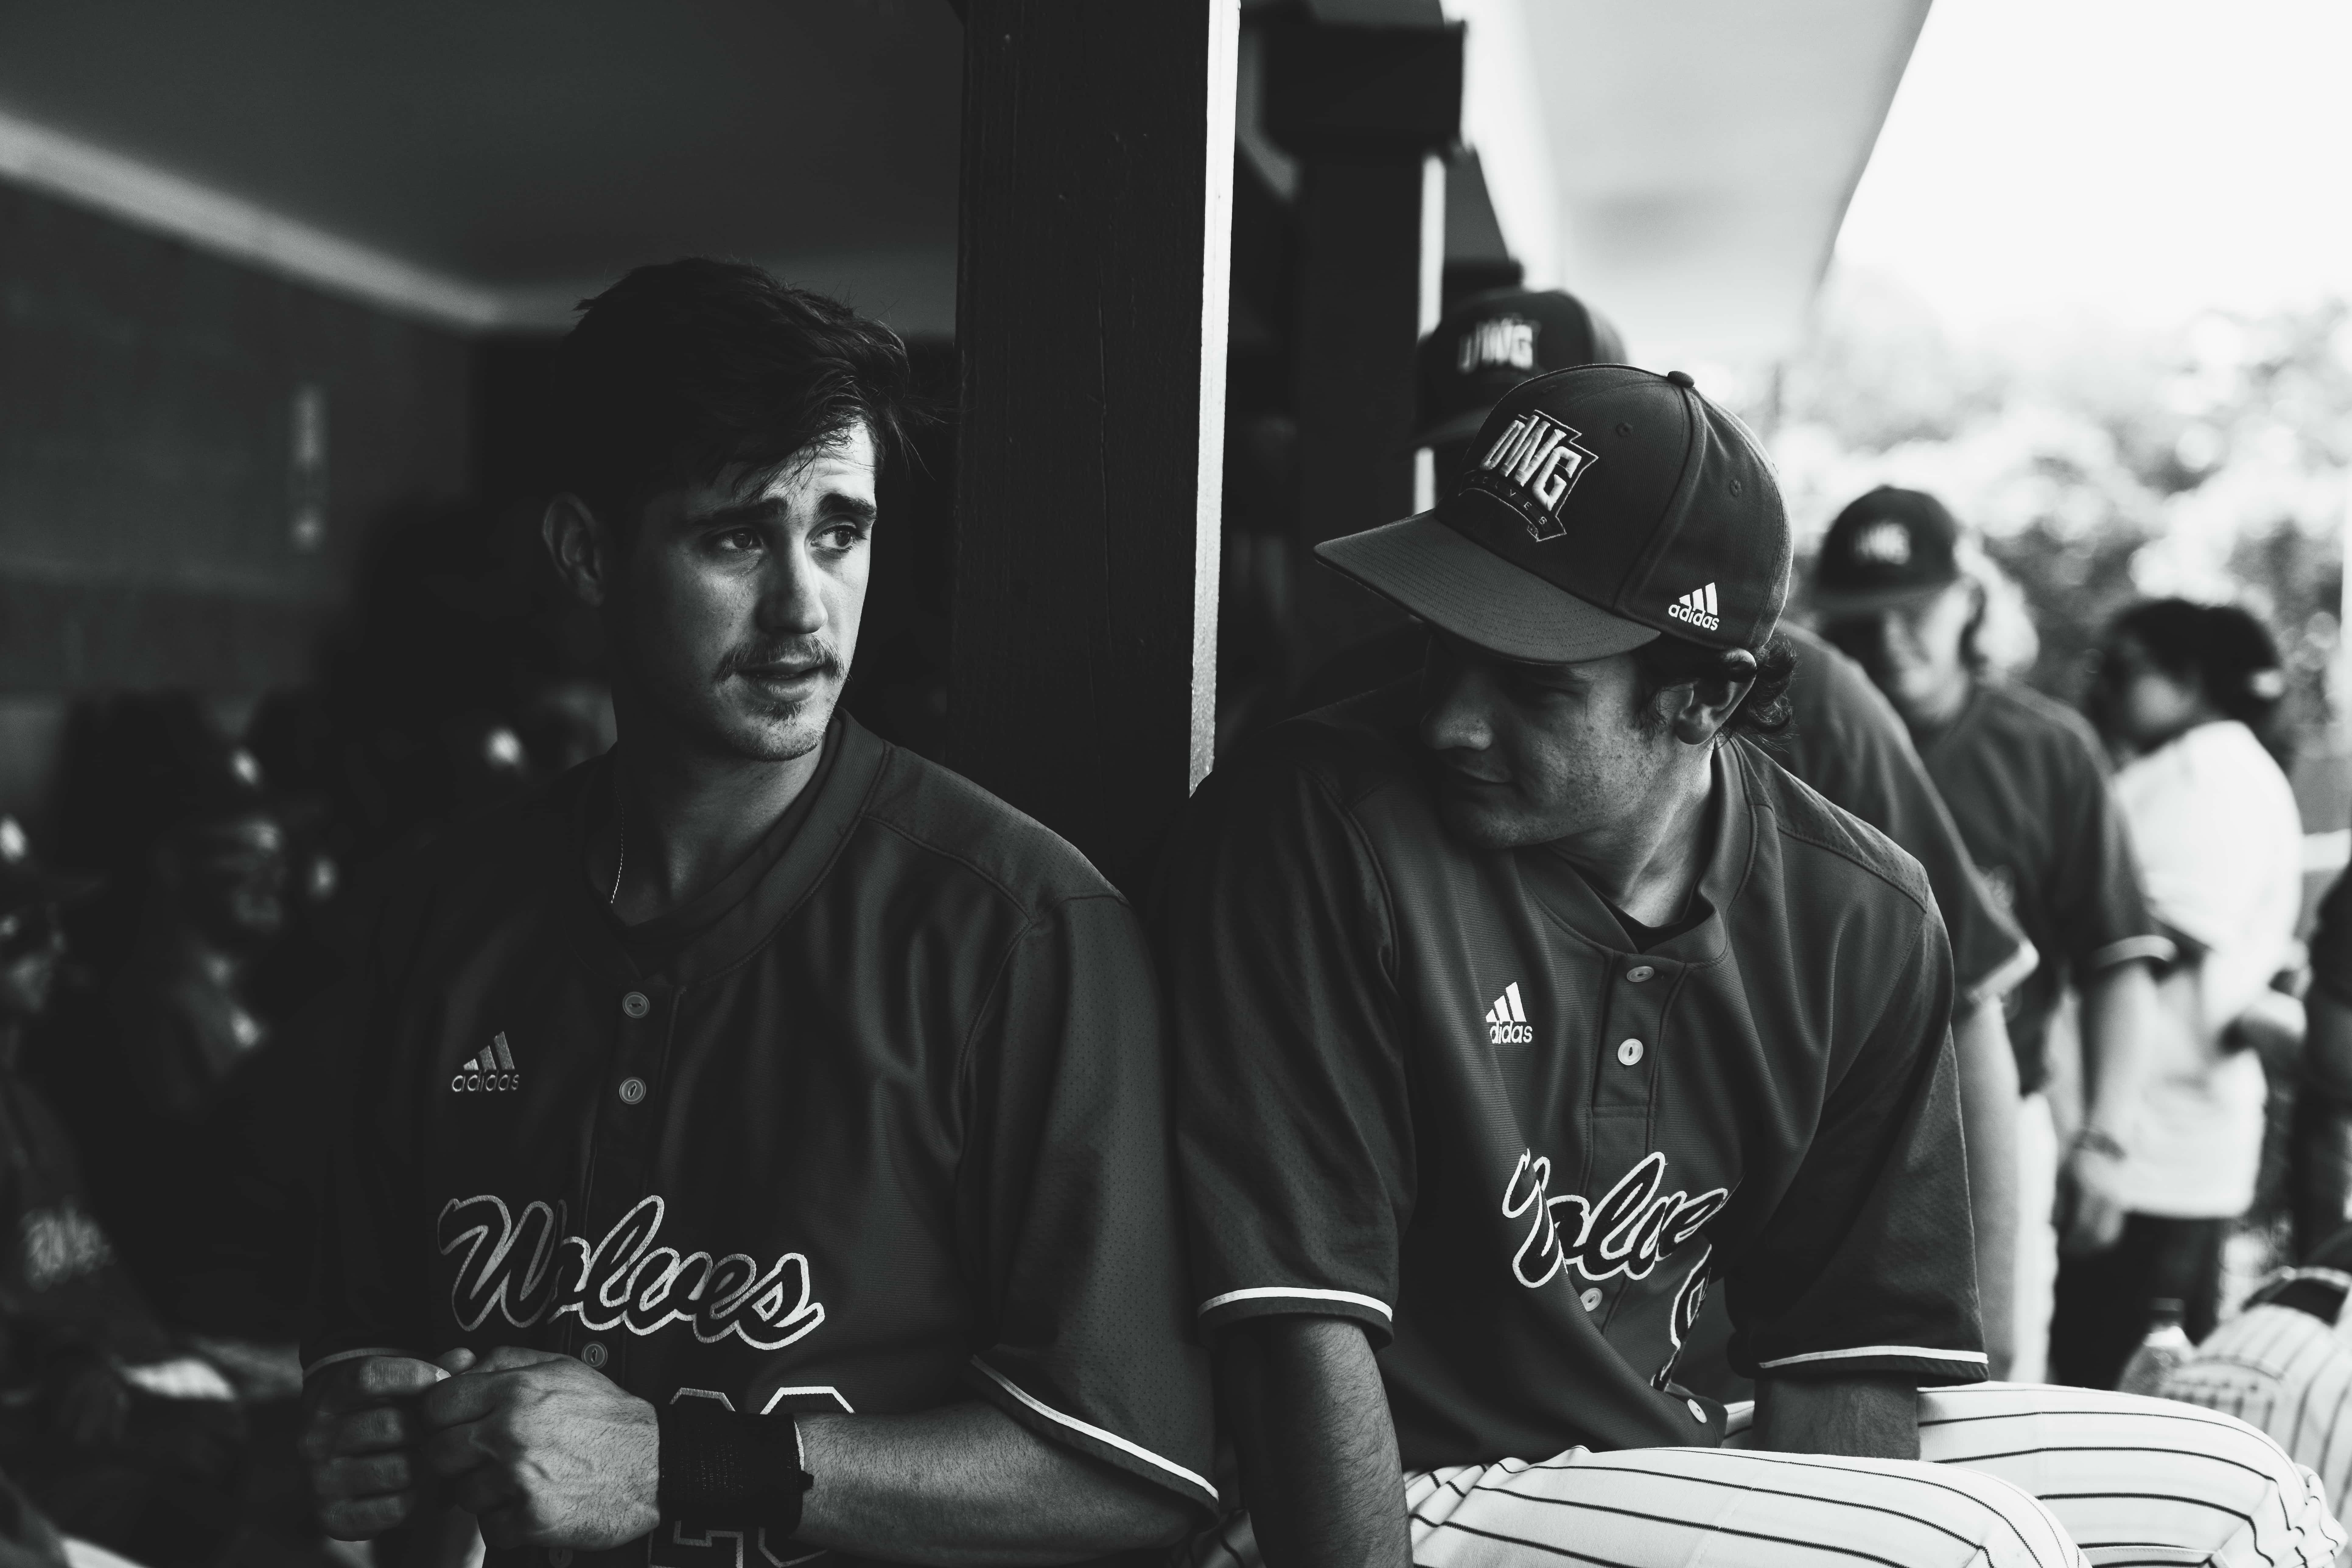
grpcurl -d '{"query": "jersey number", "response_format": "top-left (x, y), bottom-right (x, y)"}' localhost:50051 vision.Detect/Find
top-left (645, 1387), bottom-right (851, 1568)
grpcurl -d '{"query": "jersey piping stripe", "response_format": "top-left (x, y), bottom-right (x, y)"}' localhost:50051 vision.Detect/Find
top-left (303, 1345), bottom-right (423, 1377)
top-left (2091, 933), bottom-right (2177, 970)
top-left (967, 1358), bottom-right (1214, 1498)
top-left (1967, 936), bottom-right (2041, 1006)
top-left (1197, 1286), bottom-right (1393, 1320)
top-left (1755, 1344), bottom-right (1989, 1370)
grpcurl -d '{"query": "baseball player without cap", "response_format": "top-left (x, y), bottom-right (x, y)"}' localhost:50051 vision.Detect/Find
top-left (1414, 287), bottom-right (1626, 449)
top-left (1811, 486), bottom-right (1965, 616)
top-left (1319, 365), bottom-right (1791, 665)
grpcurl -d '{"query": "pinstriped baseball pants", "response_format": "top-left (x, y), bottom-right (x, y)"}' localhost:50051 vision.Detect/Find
top-left (1182, 1384), bottom-right (2345, 1568)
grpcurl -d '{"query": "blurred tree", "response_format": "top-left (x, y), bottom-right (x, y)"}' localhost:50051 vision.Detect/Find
top-left (1768, 269), bottom-right (2352, 733)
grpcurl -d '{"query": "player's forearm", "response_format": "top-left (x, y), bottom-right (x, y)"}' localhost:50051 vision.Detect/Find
top-left (793, 1400), bottom-right (1194, 1567)
top-left (1219, 1316), bottom-right (1411, 1568)
top-left (1953, 1004), bottom-right (2019, 1379)
top-left (2079, 961), bottom-right (2159, 1137)
top-left (1752, 1375), bottom-right (1919, 1460)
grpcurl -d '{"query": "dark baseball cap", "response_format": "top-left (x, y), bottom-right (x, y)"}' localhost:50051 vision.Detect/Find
top-left (1811, 487), bottom-right (1963, 618)
top-left (1318, 365), bottom-right (1790, 664)
top-left (1414, 287), bottom-right (1626, 449)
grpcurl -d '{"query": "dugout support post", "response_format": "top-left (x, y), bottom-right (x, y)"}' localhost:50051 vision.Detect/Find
top-left (947, 0), bottom-right (1239, 886)
top-left (1267, 2), bottom-right (1463, 692)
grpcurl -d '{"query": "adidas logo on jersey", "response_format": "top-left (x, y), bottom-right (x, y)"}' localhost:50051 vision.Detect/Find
top-left (1485, 982), bottom-right (1534, 1045)
top-left (451, 1032), bottom-right (520, 1094)
top-left (1667, 582), bottom-right (1720, 631)
top-left (1474, 411), bottom-right (1598, 541)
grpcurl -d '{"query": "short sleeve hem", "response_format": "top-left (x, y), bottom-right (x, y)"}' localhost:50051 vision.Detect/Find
top-left (1750, 1344), bottom-right (1990, 1385)
top-left (1964, 938), bottom-right (2039, 1010)
top-left (965, 1357), bottom-right (1218, 1514)
top-left (2090, 934), bottom-right (2176, 972)
top-left (1195, 1286), bottom-right (1395, 1346)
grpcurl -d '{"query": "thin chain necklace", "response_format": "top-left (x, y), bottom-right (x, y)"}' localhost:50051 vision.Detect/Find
top-left (610, 820), bottom-right (625, 906)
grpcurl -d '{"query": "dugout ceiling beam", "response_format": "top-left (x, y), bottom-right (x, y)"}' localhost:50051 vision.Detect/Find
top-left (1268, 4), bottom-right (1463, 693)
top-left (946, 0), bottom-right (1238, 885)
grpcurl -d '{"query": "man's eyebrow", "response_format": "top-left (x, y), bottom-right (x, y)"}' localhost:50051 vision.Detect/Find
top-left (817, 492), bottom-right (879, 526)
top-left (692, 492), bottom-right (877, 528)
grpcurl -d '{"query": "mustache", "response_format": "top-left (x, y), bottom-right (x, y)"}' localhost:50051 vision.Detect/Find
top-left (714, 634), bottom-right (844, 684)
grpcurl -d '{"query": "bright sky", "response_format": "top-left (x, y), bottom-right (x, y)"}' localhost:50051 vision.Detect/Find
top-left (1836, 0), bottom-right (2352, 333)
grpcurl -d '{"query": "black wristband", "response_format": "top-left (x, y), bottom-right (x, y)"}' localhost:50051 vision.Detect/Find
top-left (655, 1400), bottom-right (813, 1534)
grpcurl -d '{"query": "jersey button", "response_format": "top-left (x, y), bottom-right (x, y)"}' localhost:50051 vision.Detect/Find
top-left (1627, 964), bottom-right (1657, 983)
top-left (1686, 1398), bottom-right (1708, 1424)
top-left (617, 1076), bottom-right (647, 1105)
top-left (621, 991), bottom-right (650, 1019)
top-left (580, 1340), bottom-right (608, 1370)
top-left (1579, 1287), bottom-right (1601, 1312)
top-left (1616, 1038), bottom-right (1645, 1066)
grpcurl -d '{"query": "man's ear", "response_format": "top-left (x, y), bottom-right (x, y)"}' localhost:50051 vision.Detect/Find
top-left (1670, 649), bottom-right (1758, 745)
top-left (542, 493), bottom-right (614, 609)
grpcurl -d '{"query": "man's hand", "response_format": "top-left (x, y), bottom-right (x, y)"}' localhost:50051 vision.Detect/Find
top-left (2058, 1136), bottom-right (2130, 1255)
top-left (418, 1346), bottom-right (660, 1550)
top-left (302, 1354), bottom-right (447, 1540)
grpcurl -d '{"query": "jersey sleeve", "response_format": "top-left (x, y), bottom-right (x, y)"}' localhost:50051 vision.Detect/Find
top-left (1785, 644), bottom-right (2036, 1010)
top-left (957, 892), bottom-right (1217, 1516)
top-left (1726, 894), bottom-right (1989, 1385)
top-left (2049, 728), bottom-right (2172, 975)
top-left (1151, 749), bottom-right (1412, 1346)
top-left (300, 887), bottom-right (434, 1376)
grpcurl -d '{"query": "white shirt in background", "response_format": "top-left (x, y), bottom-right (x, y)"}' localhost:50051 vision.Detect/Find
top-left (2111, 719), bottom-right (2302, 1218)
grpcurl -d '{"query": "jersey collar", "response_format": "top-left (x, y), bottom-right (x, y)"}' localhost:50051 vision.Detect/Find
top-left (553, 714), bottom-right (893, 989)
top-left (1520, 743), bottom-right (1755, 967)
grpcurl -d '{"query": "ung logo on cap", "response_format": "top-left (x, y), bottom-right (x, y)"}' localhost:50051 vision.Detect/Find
top-left (1457, 315), bottom-right (1537, 374)
top-left (1852, 521), bottom-right (1913, 565)
top-left (1473, 411), bottom-right (1599, 541)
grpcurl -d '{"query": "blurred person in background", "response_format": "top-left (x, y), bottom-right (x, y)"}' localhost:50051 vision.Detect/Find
top-left (0, 814), bottom-right (248, 1568)
top-left (2057, 599), bottom-right (2303, 1383)
top-left (1813, 486), bottom-right (2171, 1389)
top-left (2294, 866), bottom-right (2352, 1257)
top-left (36, 709), bottom-right (291, 1319)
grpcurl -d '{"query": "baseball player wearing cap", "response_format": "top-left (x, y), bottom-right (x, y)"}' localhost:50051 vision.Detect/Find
top-left (300, 261), bottom-right (1212, 1566)
top-left (1322, 291), bottom-right (2037, 1379)
top-left (1157, 368), bottom-right (2338, 1567)
top-left (1812, 488), bottom-right (2170, 1387)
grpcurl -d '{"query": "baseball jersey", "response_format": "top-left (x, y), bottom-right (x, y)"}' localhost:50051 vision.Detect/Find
top-left (1779, 625), bottom-right (2036, 1012)
top-left (1909, 681), bottom-right (2169, 1093)
top-left (305, 716), bottom-right (1217, 1567)
top-left (1155, 684), bottom-right (1985, 1473)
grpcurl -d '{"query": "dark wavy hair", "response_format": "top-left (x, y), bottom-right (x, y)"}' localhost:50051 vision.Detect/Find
top-left (550, 258), bottom-right (914, 536)
top-left (2102, 598), bottom-right (2290, 762)
top-left (1630, 631), bottom-right (1797, 744)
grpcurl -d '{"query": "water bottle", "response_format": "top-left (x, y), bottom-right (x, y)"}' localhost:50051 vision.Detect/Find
top-left (2117, 1298), bottom-right (2193, 1396)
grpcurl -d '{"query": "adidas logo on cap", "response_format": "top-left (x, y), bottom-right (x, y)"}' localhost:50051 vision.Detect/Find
top-left (1485, 982), bottom-right (1533, 1045)
top-left (1668, 583), bottom-right (1720, 632)
top-left (451, 1031), bottom-right (521, 1094)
